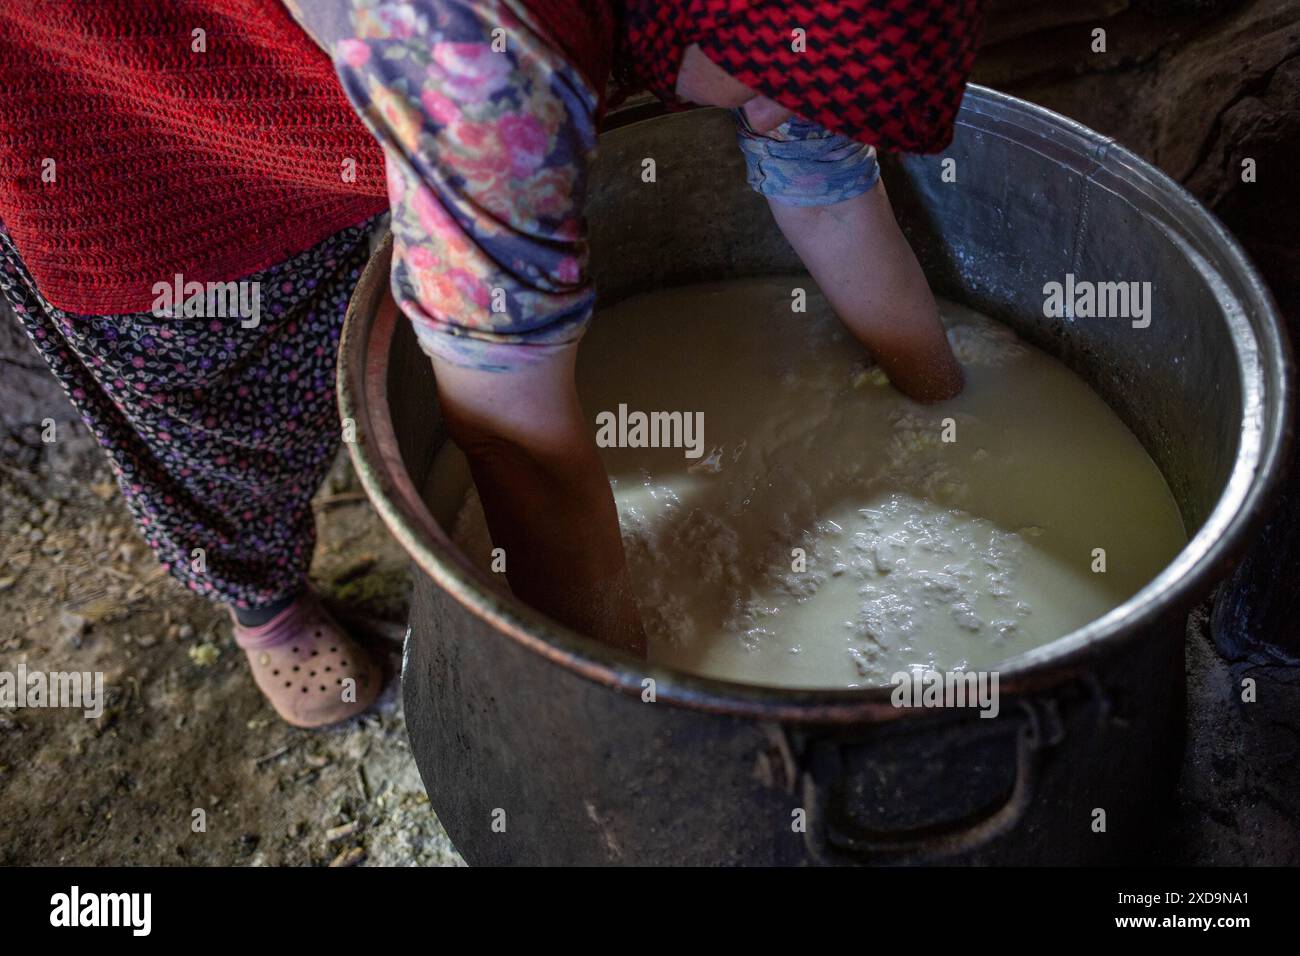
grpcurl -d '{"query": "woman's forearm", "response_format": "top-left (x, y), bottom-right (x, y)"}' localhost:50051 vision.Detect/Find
top-left (432, 350), bottom-right (646, 655)
top-left (768, 183), bottom-right (964, 403)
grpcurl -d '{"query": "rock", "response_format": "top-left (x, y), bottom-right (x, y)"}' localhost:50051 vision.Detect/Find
top-left (328, 846), bottom-right (366, 867)
top-left (1184, 52), bottom-right (1300, 313)
top-left (982, 0), bottom-right (1131, 47)
top-left (90, 481), bottom-right (116, 501)
top-left (187, 643), bottom-right (220, 666)
top-left (1212, 487), bottom-right (1300, 657)
top-left (325, 820), bottom-right (360, 843)
top-left (59, 610), bottom-right (89, 648)
top-left (0, 304), bottom-right (73, 434)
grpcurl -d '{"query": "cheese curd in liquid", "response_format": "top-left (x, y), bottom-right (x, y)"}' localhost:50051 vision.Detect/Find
top-left (427, 279), bottom-right (1186, 689)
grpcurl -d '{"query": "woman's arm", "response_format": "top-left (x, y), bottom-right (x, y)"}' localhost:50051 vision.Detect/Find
top-left (432, 349), bottom-right (645, 655)
top-left (732, 110), bottom-right (964, 403)
top-left (767, 182), bottom-right (964, 404)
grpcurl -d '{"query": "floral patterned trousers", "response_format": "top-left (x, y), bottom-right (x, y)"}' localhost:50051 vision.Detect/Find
top-left (0, 221), bottom-right (379, 610)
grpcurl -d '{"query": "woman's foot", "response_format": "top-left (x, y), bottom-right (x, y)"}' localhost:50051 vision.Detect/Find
top-left (231, 591), bottom-right (380, 728)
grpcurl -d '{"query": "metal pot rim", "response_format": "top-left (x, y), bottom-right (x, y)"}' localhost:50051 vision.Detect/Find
top-left (338, 86), bottom-right (1295, 724)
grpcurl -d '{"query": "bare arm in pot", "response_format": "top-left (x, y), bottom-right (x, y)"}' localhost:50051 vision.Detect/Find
top-left (767, 183), bottom-right (965, 404)
top-left (726, 104), bottom-right (964, 404)
top-left (433, 350), bottom-right (647, 656)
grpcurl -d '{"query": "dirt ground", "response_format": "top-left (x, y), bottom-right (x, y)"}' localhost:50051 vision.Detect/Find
top-left (0, 414), bottom-right (463, 866)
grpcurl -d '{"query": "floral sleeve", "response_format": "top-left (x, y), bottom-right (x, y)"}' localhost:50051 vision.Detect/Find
top-left (288, 0), bottom-right (600, 372)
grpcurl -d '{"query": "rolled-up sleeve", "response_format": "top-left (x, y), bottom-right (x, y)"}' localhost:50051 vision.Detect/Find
top-left (733, 110), bottom-right (880, 207)
top-left (295, 0), bottom-right (600, 372)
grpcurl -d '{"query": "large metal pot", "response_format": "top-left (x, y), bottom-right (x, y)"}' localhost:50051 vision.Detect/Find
top-left (338, 88), bottom-right (1294, 865)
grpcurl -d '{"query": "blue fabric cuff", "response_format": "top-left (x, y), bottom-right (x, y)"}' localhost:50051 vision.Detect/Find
top-left (733, 110), bottom-right (880, 206)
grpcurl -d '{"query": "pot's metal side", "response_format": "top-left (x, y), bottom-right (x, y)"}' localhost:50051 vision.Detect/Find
top-left (404, 568), bottom-right (1186, 865)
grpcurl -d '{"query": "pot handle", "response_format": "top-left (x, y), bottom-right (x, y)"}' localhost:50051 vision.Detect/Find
top-left (801, 699), bottom-right (1053, 865)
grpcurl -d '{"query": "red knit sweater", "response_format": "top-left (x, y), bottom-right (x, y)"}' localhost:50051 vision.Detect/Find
top-left (0, 1), bottom-right (974, 315)
top-left (0, 0), bottom-right (613, 316)
top-left (0, 1), bottom-right (391, 314)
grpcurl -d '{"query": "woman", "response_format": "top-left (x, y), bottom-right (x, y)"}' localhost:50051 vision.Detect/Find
top-left (0, 0), bottom-right (981, 727)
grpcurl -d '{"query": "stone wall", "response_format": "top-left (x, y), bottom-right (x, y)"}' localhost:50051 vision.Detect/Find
top-left (978, 0), bottom-right (1300, 315)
